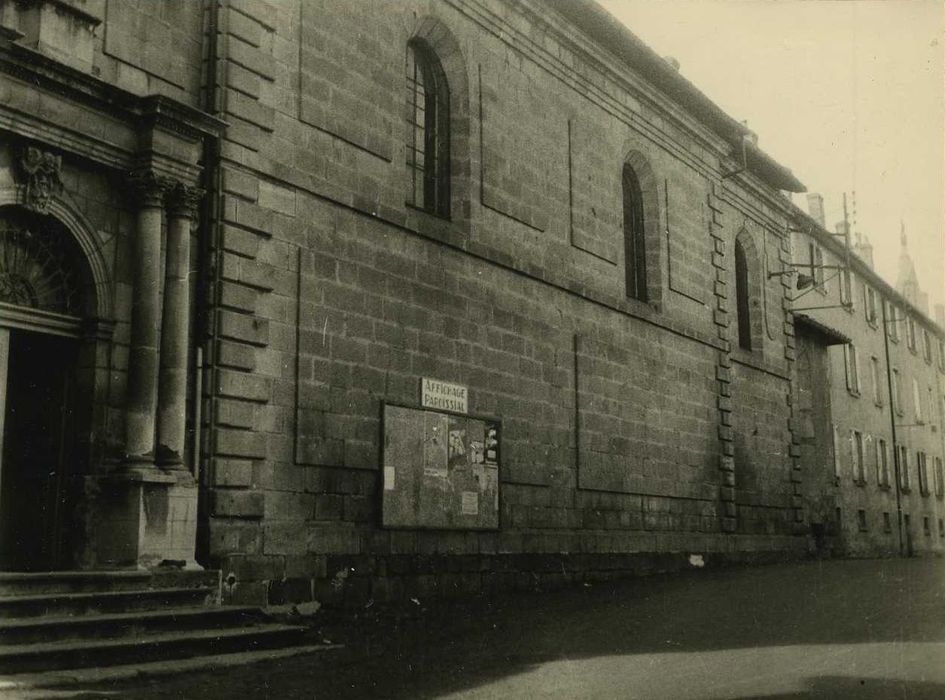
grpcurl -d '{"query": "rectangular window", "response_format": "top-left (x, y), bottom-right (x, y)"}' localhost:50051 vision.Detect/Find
top-left (883, 512), bottom-right (892, 533)
top-left (923, 516), bottom-right (931, 536)
top-left (918, 451), bottom-right (929, 496)
top-left (887, 302), bottom-right (900, 342)
top-left (865, 286), bottom-right (877, 324)
top-left (913, 378), bottom-right (923, 423)
top-left (923, 330), bottom-right (933, 363)
top-left (809, 244), bottom-right (826, 291)
top-left (892, 369), bottom-right (903, 415)
top-left (907, 317), bottom-right (917, 351)
top-left (935, 457), bottom-right (944, 498)
top-left (844, 344), bottom-right (860, 395)
top-left (852, 430), bottom-right (865, 482)
top-left (939, 519), bottom-right (944, 538)
top-left (929, 387), bottom-right (936, 428)
top-left (876, 438), bottom-right (890, 487)
top-left (898, 445), bottom-right (911, 491)
top-left (870, 356), bottom-right (882, 405)
top-left (840, 269), bottom-right (853, 307)
top-left (857, 509), bottom-right (867, 531)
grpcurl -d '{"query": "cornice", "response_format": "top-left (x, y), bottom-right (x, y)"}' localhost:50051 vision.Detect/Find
top-left (0, 36), bottom-right (226, 157)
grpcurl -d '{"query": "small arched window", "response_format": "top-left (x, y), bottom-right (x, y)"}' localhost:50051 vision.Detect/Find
top-left (406, 40), bottom-right (450, 218)
top-left (622, 163), bottom-right (647, 301)
top-left (735, 238), bottom-right (752, 350)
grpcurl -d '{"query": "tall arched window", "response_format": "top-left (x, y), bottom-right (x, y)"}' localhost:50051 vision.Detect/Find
top-left (735, 238), bottom-right (752, 350)
top-left (622, 163), bottom-right (647, 301)
top-left (406, 40), bottom-right (450, 218)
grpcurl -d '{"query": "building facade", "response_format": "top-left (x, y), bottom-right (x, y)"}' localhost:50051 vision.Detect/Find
top-left (790, 201), bottom-right (945, 558)
top-left (0, 0), bottom-right (938, 608)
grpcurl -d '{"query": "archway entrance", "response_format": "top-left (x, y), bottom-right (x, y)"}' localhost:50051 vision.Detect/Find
top-left (0, 207), bottom-right (94, 571)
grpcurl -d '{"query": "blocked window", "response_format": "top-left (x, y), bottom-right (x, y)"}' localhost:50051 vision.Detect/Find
top-left (923, 330), bottom-right (932, 363)
top-left (939, 518), bottom-right (944, 537)
top-left (913, 377), bottom-right (923, 423)
top-left (622, 163), bottom-right (647, 301)
top-left (883, 512), bottom-right (892, 533)
top-left (857, 509), bottom-right (867, 531)
top-left (406, 40), bottom-right (450, 217)
top-left (923, 516), bottom-right (931, 536)
top-left (906, 316), bottom-right (916, 351)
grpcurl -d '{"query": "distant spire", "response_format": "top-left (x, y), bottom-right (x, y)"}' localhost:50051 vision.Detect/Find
top-left (901, 219), bottom-right (907, 247)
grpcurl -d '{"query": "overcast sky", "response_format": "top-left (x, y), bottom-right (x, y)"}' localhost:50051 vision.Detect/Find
top-left (598, 0), bottom-right (945, 313)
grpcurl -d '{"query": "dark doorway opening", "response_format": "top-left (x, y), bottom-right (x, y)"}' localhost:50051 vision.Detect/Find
top-left (0, 329), bottom-right (78, 571)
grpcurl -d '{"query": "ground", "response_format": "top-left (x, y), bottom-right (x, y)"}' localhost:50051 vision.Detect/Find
top-left (31, 558), bottom-right (945, 698)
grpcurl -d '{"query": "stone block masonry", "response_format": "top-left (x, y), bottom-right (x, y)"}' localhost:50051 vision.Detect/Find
top-left (201, 0), bottom-right (804, 606)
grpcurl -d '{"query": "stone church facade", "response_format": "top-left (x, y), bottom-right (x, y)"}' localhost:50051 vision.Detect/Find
top-left (2, 0), bottom-right (926, 608)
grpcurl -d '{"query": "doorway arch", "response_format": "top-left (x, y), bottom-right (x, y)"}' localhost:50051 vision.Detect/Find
top-left (0, 199), bottom-right (111, 570)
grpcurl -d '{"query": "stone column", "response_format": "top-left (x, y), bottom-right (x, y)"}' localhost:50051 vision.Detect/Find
top-left (156, 183), bottom-right (203, 467)
top-left (124, 171), bottom-right (169, 463)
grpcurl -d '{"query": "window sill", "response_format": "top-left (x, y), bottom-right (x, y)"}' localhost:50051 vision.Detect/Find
top-left (853, 479), bottom-right (867, 487)
top-left (878, 483), bottom-right (892, 491)
top-left (405, 201), bottom-right (451, 223)
top-left (847, 389), bottom-right (861, 399)
top-left (873, 400), bottom-right (884, 409)
top-left (866, 318), bottom-right (878, 329)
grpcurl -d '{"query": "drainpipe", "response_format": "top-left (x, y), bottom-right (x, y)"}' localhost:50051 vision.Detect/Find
top-left (881, 298), bottom-right (904, 556)
top-left (194, 0), bottom-right (225, 563)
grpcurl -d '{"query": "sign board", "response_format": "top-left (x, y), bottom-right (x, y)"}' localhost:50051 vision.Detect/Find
top-left (381, 403), bottom-right (499, 530)
top-left (421, 378), bottom-right (468, 414)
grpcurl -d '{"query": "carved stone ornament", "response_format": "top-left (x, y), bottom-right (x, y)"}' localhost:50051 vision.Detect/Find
top-left (166, 182), bottom-right (205, 220)
top-left (16, 146), bottom-right (64, 214)
top-left (127, 170), bottom-right (173, 209)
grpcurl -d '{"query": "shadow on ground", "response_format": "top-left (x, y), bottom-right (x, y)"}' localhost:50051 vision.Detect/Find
top-left (48, 558), bottom-right (945, 699)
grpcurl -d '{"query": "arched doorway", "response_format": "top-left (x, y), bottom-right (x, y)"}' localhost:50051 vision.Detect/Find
top-left (0, 206), bottom-right (97, 570)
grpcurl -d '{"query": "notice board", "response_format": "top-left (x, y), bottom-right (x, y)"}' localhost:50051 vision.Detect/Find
top-left (381, 403), bottom-right (500, 530)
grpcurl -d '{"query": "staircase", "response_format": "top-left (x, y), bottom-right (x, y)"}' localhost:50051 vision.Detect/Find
top-left (0, 570), bottom-right (313, 680)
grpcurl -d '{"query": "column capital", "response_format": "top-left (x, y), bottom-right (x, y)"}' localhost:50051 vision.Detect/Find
top-left (165, 182), bottom-right (205, 219)
top-left (127, 170), bottom-right (173, 208)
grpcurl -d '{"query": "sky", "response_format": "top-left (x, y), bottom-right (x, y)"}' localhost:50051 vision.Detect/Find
top-left (598, 0), bottom-right (945, 314)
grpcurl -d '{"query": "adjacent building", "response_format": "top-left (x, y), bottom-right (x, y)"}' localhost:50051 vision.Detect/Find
top-left (0, 0), bottom-right (939, 608)
top-left (791, 199), bottom-right (945, 558)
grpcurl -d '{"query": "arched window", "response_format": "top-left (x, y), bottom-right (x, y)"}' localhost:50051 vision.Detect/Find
top-left (735, 238), bottom-right (752, 350)
top-left (622, 163), bottom-right (647, 301)
top-left (406, 40), bottom-right (450, 218)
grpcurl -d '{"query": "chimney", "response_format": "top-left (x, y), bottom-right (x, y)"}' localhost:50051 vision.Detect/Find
top-left (835, 220), bottom-right (850, 236)
top-left (853, 233), bottom-right (874, 269)
top-left (806, 193), bottom-right (825, 228)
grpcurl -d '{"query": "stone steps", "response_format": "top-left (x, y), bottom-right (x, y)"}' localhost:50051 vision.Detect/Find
top-left (0, 606), bottom-right (265, 645)
top-left (0, 623), bottom-right (308, 673)
top-left (0, 570), bottom-right (315, 677)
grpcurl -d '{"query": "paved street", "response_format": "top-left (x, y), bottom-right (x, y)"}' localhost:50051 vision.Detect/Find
top-left (41, 558), bottom-right (945, 698)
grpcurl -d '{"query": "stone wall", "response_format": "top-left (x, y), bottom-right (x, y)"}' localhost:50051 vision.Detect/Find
top-left (201, 0), bottom-right (805, 606)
